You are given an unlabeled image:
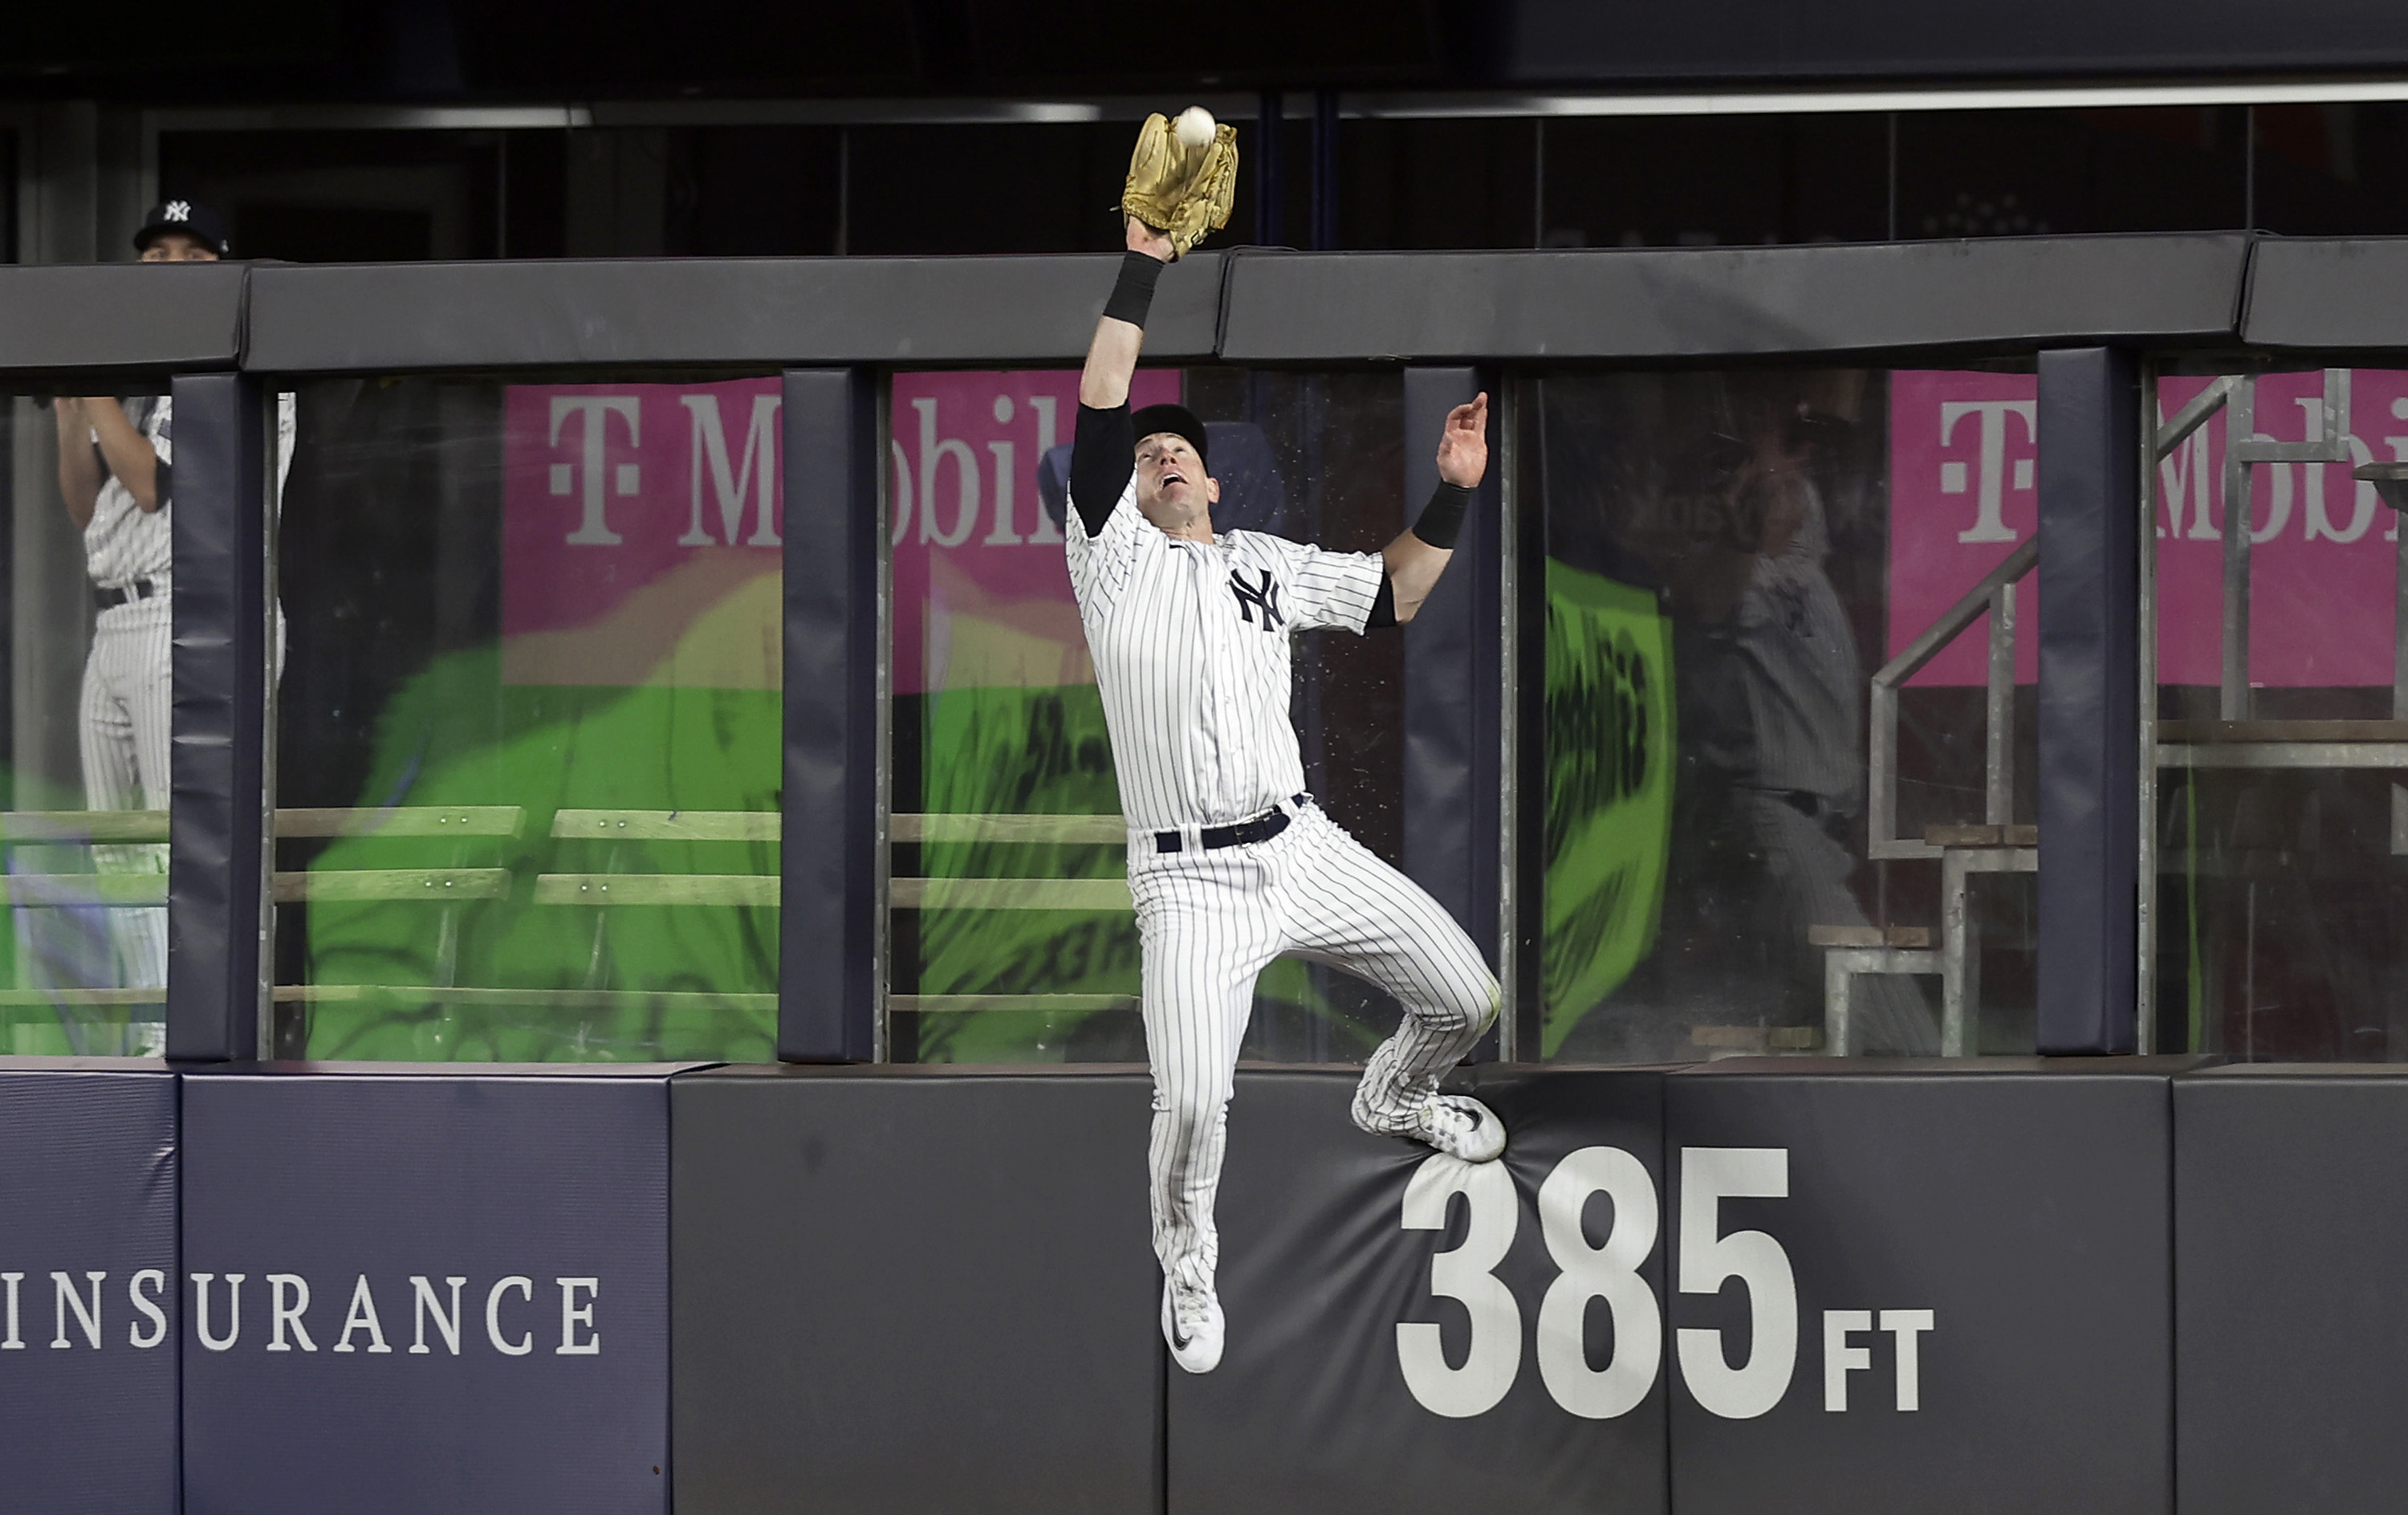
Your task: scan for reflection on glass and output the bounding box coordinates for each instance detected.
[2150,367,2408,1060]
[1532,369,2038,1061]
[0,390,187,1056]
[272,377,781,1061]
[889,369,1409,1064]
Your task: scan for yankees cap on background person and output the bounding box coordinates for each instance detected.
[133,200,231,258]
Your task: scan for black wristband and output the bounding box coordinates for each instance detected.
[1411,481,1473,549]
[1102,250,1165,328]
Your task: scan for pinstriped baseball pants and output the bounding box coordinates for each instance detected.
[79,600,171,993]
[1132,802,1499,1293]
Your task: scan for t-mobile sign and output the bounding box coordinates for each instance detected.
[889,369,1178,697]
[501,379,784,688]
[1888,369,2406,690]
[2154,369,2406,690]
[1888,371,2041,687]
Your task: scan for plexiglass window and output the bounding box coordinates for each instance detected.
[1,388,179,1056]
[270,374,781,1061]
[886,368,1411,1064]
[2149,364,2408,1060]
[1523,366,2040,1061]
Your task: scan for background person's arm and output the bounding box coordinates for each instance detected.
[84,397,163,512]
[53,398,102,531]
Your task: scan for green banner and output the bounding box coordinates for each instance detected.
[1542,561,1677,1057]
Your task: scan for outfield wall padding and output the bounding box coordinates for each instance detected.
[1664,1058,2184,1515]
[41,1053,2408,1511]
[178,1065,680,1515]
[2174,1065,2408,1515]
[0,1059,179,1513]
[670,1065,1164,1515]
[1168,1065,1671,1515]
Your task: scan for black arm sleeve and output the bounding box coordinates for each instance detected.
[153,458,173,507]
[1366,574,1398,629]
[1068,402,1135,539]
[1409,481,1472,549]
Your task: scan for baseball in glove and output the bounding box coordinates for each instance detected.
[1122,108,1239,259]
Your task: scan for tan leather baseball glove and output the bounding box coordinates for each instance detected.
[1121,113,1239,259]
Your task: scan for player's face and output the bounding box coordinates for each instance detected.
[140,233,219,263]
[1134,432,1220,522]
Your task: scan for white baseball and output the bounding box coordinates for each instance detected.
[1174,106,1216,150]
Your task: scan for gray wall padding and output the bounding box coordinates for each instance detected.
[1664,1060,2175,1515]
[670,1065,1163,1515]
[2174,1067,2408,1515]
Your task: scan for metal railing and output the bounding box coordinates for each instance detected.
[1869,537,2036,861]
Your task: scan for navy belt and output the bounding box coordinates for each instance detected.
[94,577,161,611]
[1155,794,1309,854]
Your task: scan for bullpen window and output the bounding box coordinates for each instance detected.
[0,385,183,1057]
[886,368,1413,1065]
[1518,364,2041,1062]
[269,373,783,1061]
[2148,361,2408,1061]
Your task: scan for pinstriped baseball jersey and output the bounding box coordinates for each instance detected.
[1064,475,1385,832]
[81,393,299,588]
[82,397,173,589]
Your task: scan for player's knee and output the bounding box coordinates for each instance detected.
[1153,1077,1233,1134]
[1427,975,1500,1039]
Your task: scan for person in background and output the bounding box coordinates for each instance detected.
[53,201,291,1028]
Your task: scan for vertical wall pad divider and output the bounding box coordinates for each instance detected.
[670,1066,1164,1515]
[1401,369,1502,975]
[1664,1058,2182,1515]
[2036,346,2142,1053]
[779,369,878,1061]
[167,373,270,1062]
[2172,1065,2408,1514]
[0,1060,180,1513]
[1168,1066,1668,1515]
[179,1065,681,1515]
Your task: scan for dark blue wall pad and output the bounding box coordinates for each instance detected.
[167,373,270,1062]
[177,1065,680,1515]
[0,1060,179,1513]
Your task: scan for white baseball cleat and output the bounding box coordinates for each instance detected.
[1403,1094,1507,1163]
[1161,1277,1225,1374]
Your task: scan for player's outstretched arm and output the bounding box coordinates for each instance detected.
[1079,217,1173,411]
[1381,392,1488,623]
[1067,218,1178,536]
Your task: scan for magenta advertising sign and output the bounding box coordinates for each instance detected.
[889,369,1178,697]
[499,371,1194,697]
[1887,369,2402,690]
[1887,371,2042,687]
[502,378,784,688]
[2152,369,2404,690]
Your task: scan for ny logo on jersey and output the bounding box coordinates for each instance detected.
[164,201,191,222]
[1230,568,1284,632]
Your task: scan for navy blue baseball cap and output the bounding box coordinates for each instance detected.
[133,200,231,257]
[1131,403,1210,471]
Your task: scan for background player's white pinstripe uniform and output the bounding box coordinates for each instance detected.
[1067,463,1499,1295]
[78,394,295,992]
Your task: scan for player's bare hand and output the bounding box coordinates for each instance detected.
[1125,214,1177,263]
[1435,392,1489,488]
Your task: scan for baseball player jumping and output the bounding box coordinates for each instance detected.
[1068,112,1503,1374]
